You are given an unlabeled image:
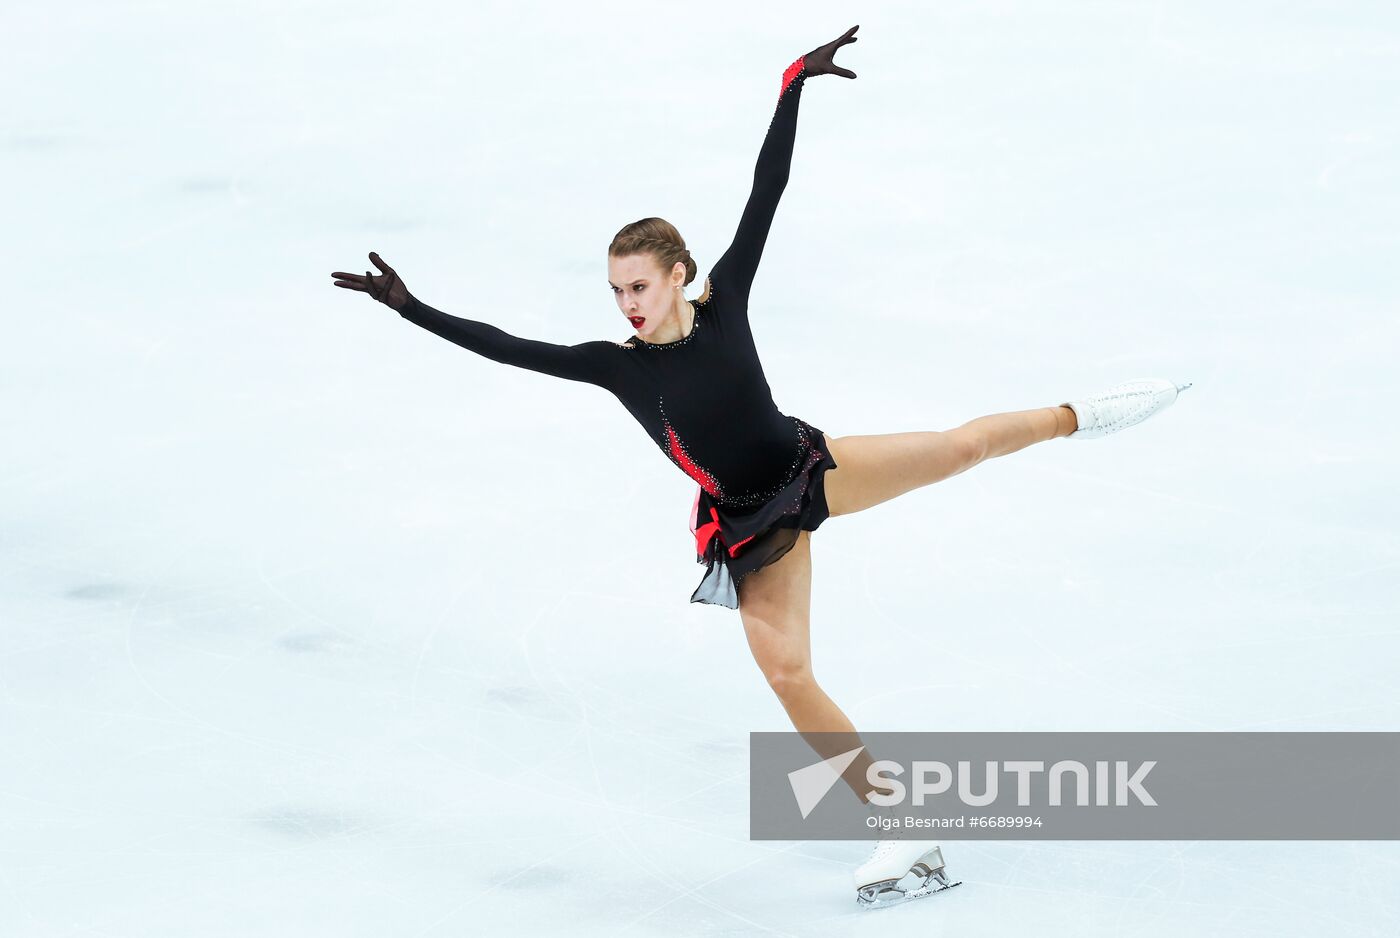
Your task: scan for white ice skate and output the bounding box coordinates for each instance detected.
[1061,378,1193,439]
[853,838,961,910]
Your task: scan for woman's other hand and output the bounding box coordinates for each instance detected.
[330,252,414,311]
[805,25,859,79]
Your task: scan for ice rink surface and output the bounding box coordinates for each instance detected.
[4,1,1398,934]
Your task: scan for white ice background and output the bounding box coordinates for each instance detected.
[3,1,1398,935]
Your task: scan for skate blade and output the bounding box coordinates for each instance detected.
[856,871,962,910]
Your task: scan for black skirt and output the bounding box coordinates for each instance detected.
[687,417,838,609]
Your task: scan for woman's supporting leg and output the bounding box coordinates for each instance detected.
[737,530,890,804]
[822,405,1077,518]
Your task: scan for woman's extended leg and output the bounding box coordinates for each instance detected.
[822,405,1078,518]
[737,530,890,804]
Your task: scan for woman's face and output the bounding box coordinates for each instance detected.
[608,254,683,339]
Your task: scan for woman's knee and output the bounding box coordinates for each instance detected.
[761,659,818,700]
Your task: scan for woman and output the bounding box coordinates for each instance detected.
[330,24,1191,909]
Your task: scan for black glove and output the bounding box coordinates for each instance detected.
[805,25,859,79]
[330,252,415,312]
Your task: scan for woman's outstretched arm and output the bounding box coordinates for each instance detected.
[710,26,859,303]
[331,252,617,390]
[397,296,617,388]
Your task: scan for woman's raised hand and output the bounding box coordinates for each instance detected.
[330,252,414,311]
[805,25,858,79]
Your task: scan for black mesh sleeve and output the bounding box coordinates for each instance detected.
[710,57,809,303]
[399,297,618,390]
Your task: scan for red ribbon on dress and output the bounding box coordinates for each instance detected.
[694,505,723,559]
[694,504,760,560]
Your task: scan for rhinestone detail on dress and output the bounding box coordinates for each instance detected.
[715,416,818,509]
[658,396,724,499]
[767,60,808,137]
[628,277,713,351]
[778,58,807,104]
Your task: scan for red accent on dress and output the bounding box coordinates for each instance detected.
[779,56,805,99]
[666,424,722,498]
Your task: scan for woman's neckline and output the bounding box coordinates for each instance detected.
[630,277,711,349]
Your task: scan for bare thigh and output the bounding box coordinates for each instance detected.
[737,529,814,682]
[821,430,982,518]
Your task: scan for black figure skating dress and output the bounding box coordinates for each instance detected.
[396,55,836,609]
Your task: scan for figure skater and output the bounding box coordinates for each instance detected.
[330,24,1191,909]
